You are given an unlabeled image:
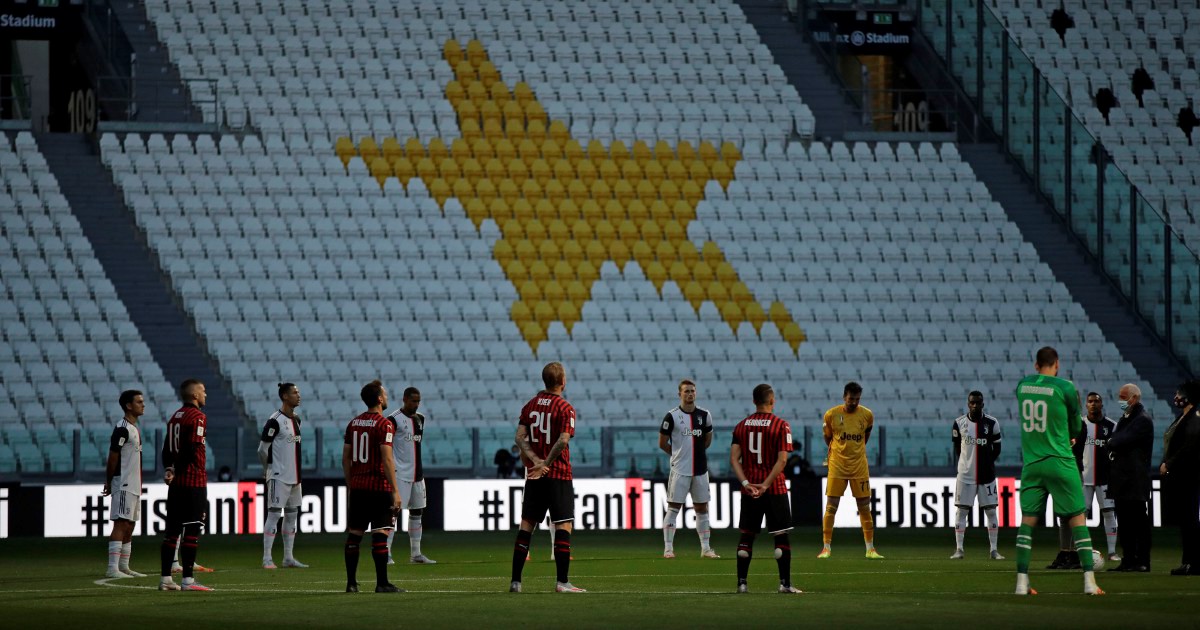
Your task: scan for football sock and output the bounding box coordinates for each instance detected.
[1058,517,1072,551]
[822,504,836,546]
[736,532,753,583]
[511,529,532,582]
[408,513,423,557]
[107,541,122,573]
[954,508,968,550]
[180,525,200,580]
[554,529,572,583]
[263,509,282,561]
[386,529,395,558]
[859,509,875,550]
[1102,510,1118,555]
[697,512,712,550]
[1073,526,1095,571]
[371,533,389,585]
[120,542,133,572]
[344,533,363,585]
[160,533,178,577]
[985,507,999,552]
[283,508,298,561]
[1016,524,1033,574]
[774,534,792,587]
[664,507,680,548]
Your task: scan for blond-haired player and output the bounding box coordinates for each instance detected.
[818,382,883,559]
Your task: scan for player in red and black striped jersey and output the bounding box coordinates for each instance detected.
[158,379,212,591]
[341,380,403,593]
[730,384,800,594]
[510,362,585,594]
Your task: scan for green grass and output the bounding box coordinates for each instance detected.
[1,527,1197,628]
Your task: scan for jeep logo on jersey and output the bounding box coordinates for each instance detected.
[287,435,301,443]
[967,437,989,445]
[403,435,422,443]
[1086,437,1106,446]
[840,432,863,442]
[680,429,703,437]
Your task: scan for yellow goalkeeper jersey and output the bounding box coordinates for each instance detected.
[823,404,874,479]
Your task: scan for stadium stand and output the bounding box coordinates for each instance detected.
[85,0,1176,476]
[0,132,178,474]
[925,0,1200,254]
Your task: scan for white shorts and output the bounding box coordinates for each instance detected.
[667,471,711,504]
[954,479,998,508]
[266,480,303,510]
[398,479,427,511]
[110,490,140,522]
[1084,484,1115,511]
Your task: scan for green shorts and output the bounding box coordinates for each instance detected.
[1019,457,1086,519]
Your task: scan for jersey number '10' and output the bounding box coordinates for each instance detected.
[528,411,550,444]
[350,431,371,463]
[1021,399,1048,433]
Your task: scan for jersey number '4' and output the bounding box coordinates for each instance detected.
[1021,399,1048,433]
[351,431,371,463]
[528,411,551,444]
[747,432,763,464]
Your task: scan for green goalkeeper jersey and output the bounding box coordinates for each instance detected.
[1015,374,1082,465]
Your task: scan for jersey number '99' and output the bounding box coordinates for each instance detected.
[528,411,550,444]
[351,431,371,463]
[1021,399,1048,433]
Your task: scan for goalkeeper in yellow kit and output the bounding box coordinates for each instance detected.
[818,382,883,559]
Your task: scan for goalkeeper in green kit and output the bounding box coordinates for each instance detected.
[1013,347,1105,596]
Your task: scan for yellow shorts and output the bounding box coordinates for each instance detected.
[827,477,871,498]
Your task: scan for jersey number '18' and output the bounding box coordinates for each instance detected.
[168,423,182,454]
[528,411,550,443]
[351,431,371,463]
[1021,400,1048,433]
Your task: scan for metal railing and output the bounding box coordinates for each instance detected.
[0,75,33,121]
[95,75,220,127]
[86,0,136,79]
[919,0,1200,375]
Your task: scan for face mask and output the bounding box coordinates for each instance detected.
[1118,400,1130,412]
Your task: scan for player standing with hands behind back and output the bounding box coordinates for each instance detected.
[1013,347,1104,595]
[342,380,403,593]
[731,383,801,594]
[509,362,584,594]
[103,390,146,578]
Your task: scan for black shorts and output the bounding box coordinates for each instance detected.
[521,478,574,524]
[166,485,208,529]
[348,489,396,532]
[739,493,792,534]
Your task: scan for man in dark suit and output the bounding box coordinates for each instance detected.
[1162,380,1200,576]
[1106,383,1155,572]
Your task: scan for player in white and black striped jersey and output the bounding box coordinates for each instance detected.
[658,379,718,559]
[386,387,436,565]
[1082,392,1120,561]
[258,383,308,569]
[950,391,1004,560]
[102,390,146,578]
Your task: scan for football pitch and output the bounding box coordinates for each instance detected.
[2,528,1197,629]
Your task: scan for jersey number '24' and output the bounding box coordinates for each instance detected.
[528,411,551,443]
